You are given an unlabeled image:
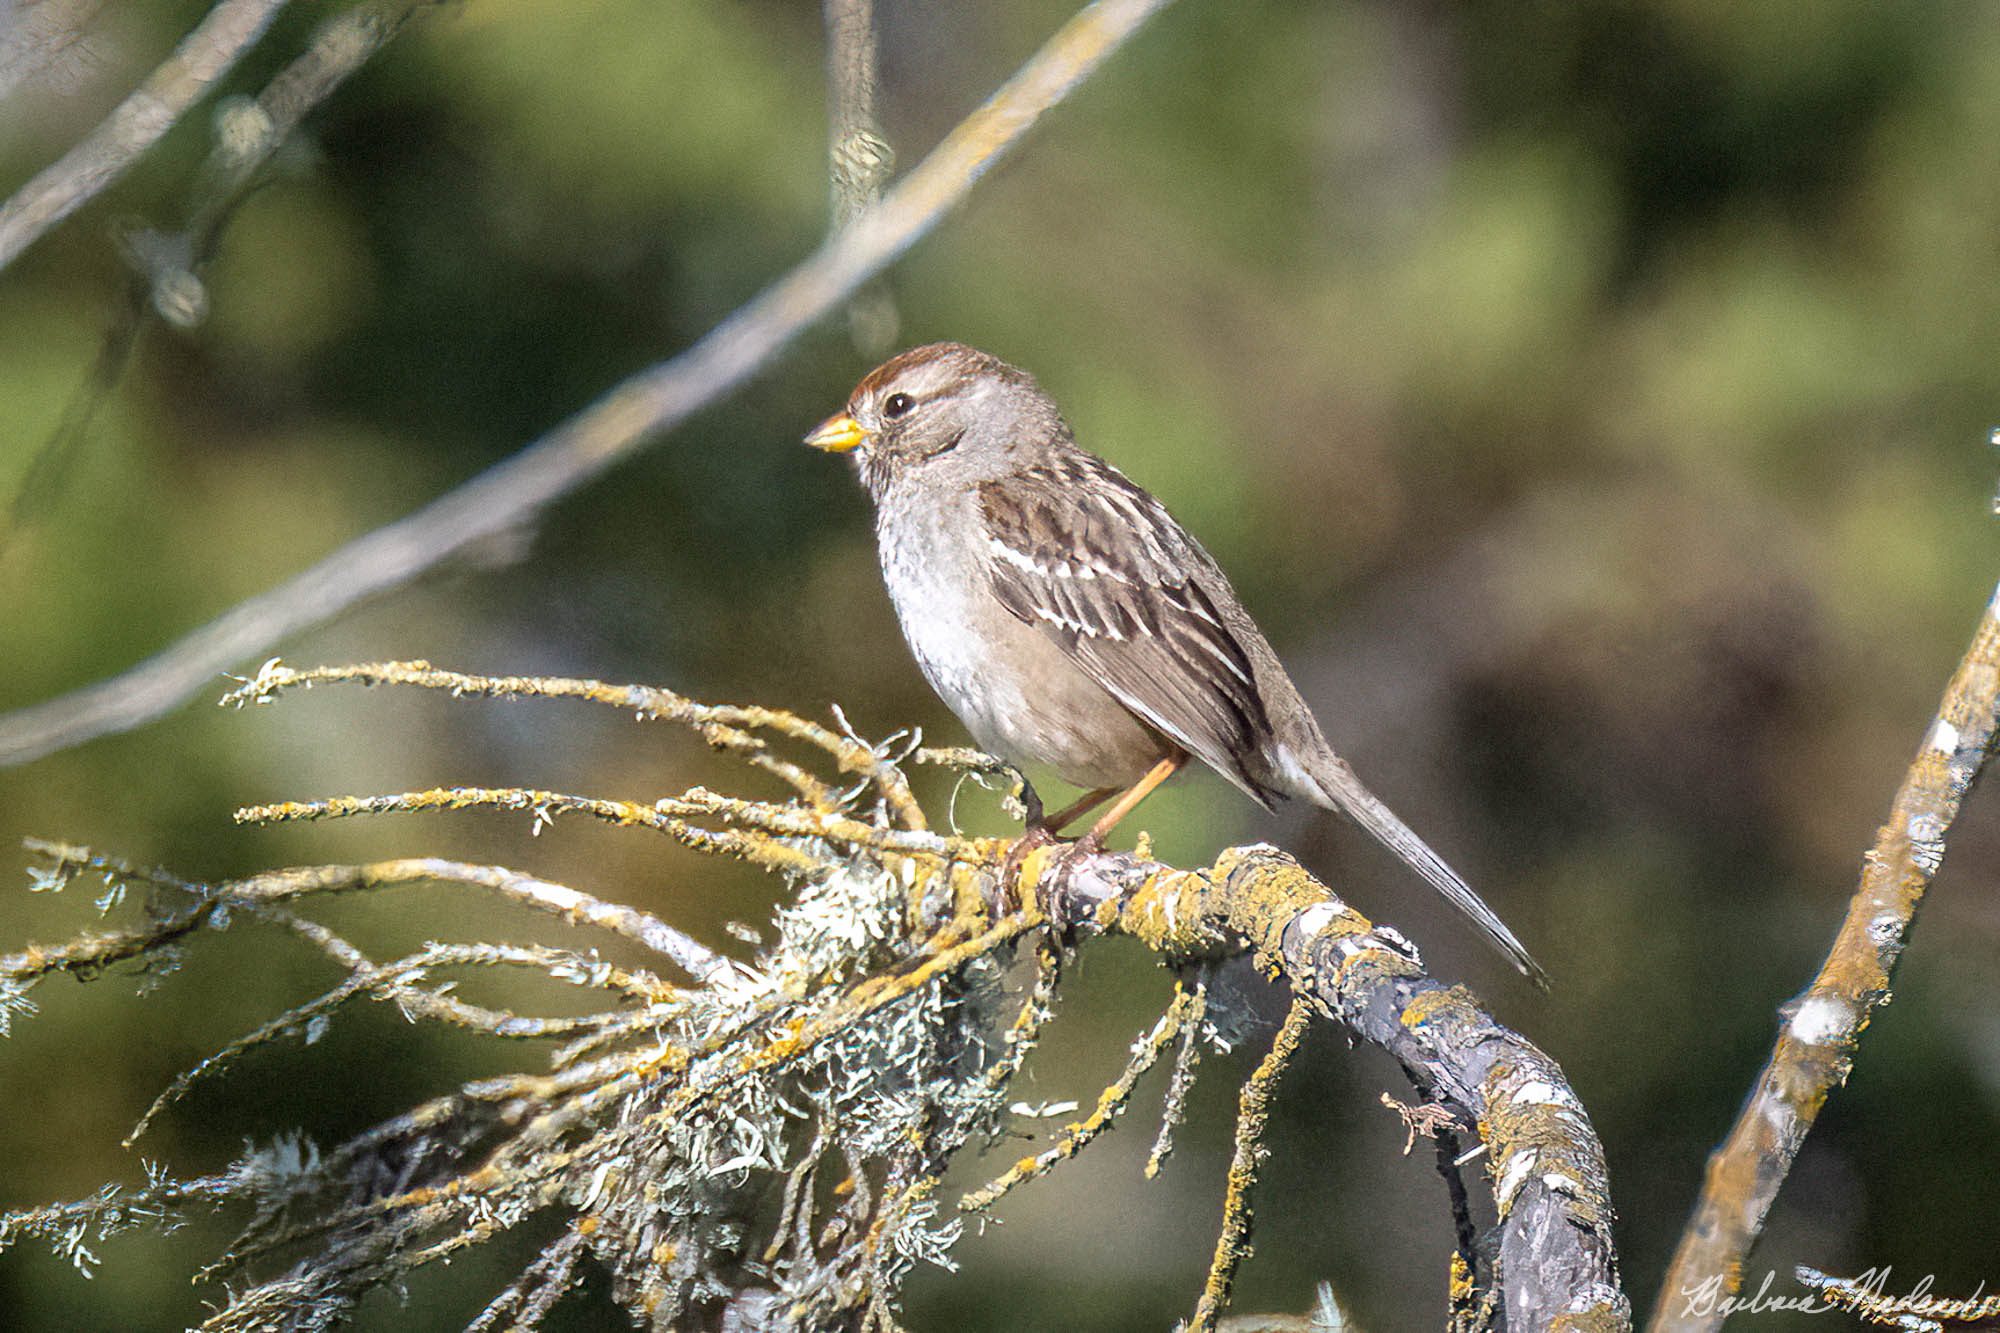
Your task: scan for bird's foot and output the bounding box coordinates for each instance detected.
[1043,830,1105,934]
[994,822,1062,916]
[1067,829,1106,858]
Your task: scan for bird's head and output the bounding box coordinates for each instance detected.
[804,342,1061,498]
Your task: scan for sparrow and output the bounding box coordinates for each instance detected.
[805,342,1546,986]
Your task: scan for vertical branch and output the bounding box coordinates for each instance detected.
[822,0,898,355]
[823,0,890,230]
[1649,577,2000,1332]
[1188,996,1311,1333]
[0,0,292,272]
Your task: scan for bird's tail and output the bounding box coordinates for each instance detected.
[1301,751,1549,989]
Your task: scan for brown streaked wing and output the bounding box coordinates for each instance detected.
[977,454,1277,805]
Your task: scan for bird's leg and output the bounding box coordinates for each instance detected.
[995,780,1056,916]
[997,763,1175,915]
[1018,777,1047,831]
[1041,786,1118,834]
[998,785,1114,915]
[1073,754,1185,854]
[1032,757,1185,929]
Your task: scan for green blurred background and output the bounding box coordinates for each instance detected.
[4,0,1999,1327]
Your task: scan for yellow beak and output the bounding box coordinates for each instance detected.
[804,412,872,453]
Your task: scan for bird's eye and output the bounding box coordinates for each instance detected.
[882,392,916,420]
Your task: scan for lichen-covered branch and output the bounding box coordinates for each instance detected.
[959,978,1199,1211]
[1190,996,1311,1333]
[219,658,928,830]
[1,663,1624,1328]
[1032,843,1631,1331]
[1650,579,2000,1333]
[0,0,1178,769]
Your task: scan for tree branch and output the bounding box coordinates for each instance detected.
[0,0,290,271]
[0,0,1177,769]
[4,664,1629,1325]
[1648,577,2000,1332]
[823,0,890,231]
[5,1,442,546]
[822,0,898,353]
[1035,843,1631,1330]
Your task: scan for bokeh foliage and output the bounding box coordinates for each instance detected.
[3,1,1999,1327]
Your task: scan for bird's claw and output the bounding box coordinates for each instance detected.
[994,822,1061,916]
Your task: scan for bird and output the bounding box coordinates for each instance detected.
[805,341,1546,986]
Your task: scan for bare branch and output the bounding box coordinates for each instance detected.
[6,1,441,544]
[0,0,1179,769]
[823,0,889,230]
[0,0,290,271]
[365,858,730,985]
[0,0,111,99]
[1649,578,2000,1332]
[823,0,898,353]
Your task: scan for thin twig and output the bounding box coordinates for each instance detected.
[1188,996,1310,1333]
[233,782,974,870]
[125,935,637,1146]
[466,1225,588,1332]
[0,0,1179,769]
[1144,976,1204,1178]
[0,0,291,270]
[365,857,722,984]
[218,659,921,830]
[1650,578,2000,1333]
[1431,1121,1483,1329]
[3,847,703,994]
[959,979,1196,1212]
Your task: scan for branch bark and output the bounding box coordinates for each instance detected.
[1648,578,2000,1332]
[0,0,1177,769]
[823,0,890,231]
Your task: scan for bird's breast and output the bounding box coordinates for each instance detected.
[875,500,1166,789]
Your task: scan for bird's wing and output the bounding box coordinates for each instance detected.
[976,453,1277,805]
